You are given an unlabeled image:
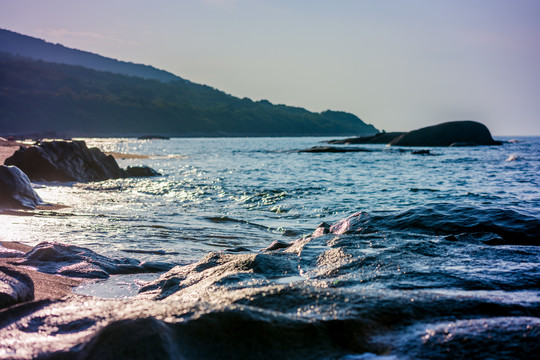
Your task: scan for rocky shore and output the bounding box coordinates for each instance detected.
[326,120,502,147]
[1,134,538,359]
[1,208,538,359]
[1,242,81,303]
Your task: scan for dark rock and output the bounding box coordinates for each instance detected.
[16,242,175,279]
[5,140,127,182]
[78,318,181,360]
[311,222,331,237]
[299,146,372,153]
[125,165,161,177]
[0,266,34,308]
[0,165,45,209]
[5,140,161,182]
[327,132,405,145]
[389,121,501,147]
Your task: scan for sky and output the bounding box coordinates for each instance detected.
[2,0,540,135]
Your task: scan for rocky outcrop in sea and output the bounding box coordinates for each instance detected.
[388,121,501,147]
[327,121,501,147]
[4,140,160,182]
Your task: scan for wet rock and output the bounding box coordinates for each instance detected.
[125,165,161,177]
[16,242,174,279]
[0,266,34,308]
[389,121,501,147]
[4,140,160,182]
[0,244,537,359]
[402,317,540,360]
[311,222,331,237]
[0,212,538,359]
[328,212,373,235]
[0,165,45,209]
[78,318,181,360]
[139,251,299,301]
[5,140,126,182]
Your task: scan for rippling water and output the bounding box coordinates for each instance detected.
[2,136,538,262]
[1,136,539,358]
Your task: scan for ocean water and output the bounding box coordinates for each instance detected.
[1,136,539,358]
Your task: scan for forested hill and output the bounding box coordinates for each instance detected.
[0,28,181,82]
[0,53,378,137]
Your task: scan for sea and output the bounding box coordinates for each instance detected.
[1,136,539,358]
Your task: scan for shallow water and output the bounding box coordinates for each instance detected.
[1,136,539,358]
[2,136,538,262]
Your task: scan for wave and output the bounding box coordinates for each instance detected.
[316,204,540,246]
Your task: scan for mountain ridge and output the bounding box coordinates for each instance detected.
[0,28,181,83]
[0,29,378,137]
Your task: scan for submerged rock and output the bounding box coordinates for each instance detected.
[0,266,34,308]
[299,146,372,153]
[389,121,501,147]
[411,149,432,155]
[0,165,45,209]
[16,242,174,279]
[4,140,159,182]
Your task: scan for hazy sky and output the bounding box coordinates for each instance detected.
[2,0,540,135]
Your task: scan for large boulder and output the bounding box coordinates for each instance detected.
[4,141,159,182]
[0,165,45,209]
[388,121,501,147]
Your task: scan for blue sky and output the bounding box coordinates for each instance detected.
[2,0,540,135]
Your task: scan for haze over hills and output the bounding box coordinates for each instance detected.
[0,29,378,137]
[0,28,181,82]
